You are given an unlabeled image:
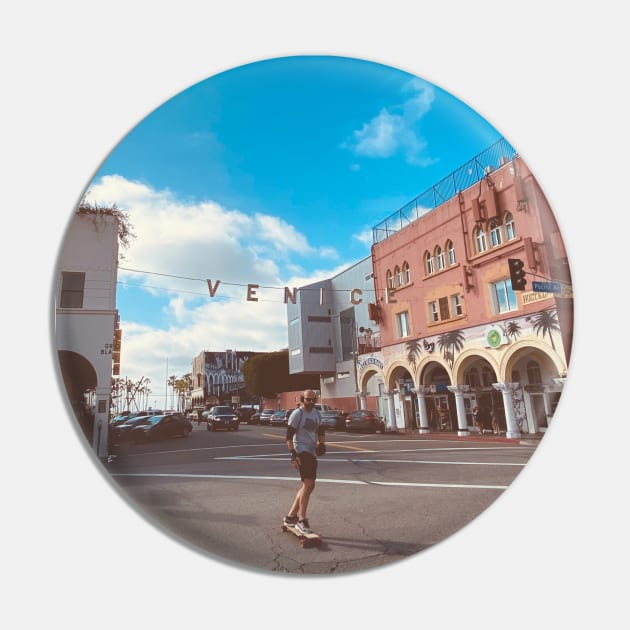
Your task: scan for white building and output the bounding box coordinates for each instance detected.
[287,256,384,413]
[55,210,120,459]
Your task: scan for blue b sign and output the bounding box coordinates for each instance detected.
[532,281,561,293]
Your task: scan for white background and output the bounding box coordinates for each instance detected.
[3,2,628,628]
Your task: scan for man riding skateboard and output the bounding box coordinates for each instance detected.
[283,389,326,535]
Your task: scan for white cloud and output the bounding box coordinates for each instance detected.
[352,228,374,247]
[85,175,350,404]
[345,79,436,166]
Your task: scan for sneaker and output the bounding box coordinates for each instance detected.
[296,519,313,534]
[283,515,298,526]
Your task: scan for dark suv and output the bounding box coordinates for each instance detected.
[205,406,240,431]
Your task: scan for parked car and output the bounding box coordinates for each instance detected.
[258,409,276,425]
[205,405,240,431]
[127,413,192,443]
[187,410,202,423]
[270,410,290,426]
[345,409,386,434]
[314,403,333,413]
[110,414,160,445]
[109,412,133,428]
[235,407,257,423]
[319,409,346,431]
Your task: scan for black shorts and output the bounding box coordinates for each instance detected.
[297,451,317,480]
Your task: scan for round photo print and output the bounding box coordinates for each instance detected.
[53,55,573,575]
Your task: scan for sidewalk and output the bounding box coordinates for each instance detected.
[388,428,543,446]
[192,417,544,446]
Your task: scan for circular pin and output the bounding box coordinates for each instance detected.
[53,55,573,576]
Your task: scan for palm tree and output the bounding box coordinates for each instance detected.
[505,320,522,341]
[168,374,177,409]
[437,330,466,369]
[532,309,560,351]
[405,339,422,369]
[174,378,189,411]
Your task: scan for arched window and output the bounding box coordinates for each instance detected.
[466,368,480,388]
[394,265,402,287]
[446,240,456,265]
[387,270,394,289]
[527,360,542,385]
[435,245,445,270]
[504,212,516,240]
[475,226,487,254]
[489,218,502,247]
[402,261,411,284]
[425,251,434,275]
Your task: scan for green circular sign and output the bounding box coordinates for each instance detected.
[487,328,501,348]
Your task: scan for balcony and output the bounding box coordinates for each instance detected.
[357,332,381,355]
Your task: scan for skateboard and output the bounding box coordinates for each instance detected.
[281,523,322,548]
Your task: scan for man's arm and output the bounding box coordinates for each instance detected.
[286,425,299,466]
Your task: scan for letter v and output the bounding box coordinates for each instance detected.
[207,279,221,297]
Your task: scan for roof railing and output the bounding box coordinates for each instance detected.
[372,138,517,244]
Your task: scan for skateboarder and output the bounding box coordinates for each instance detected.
[283,389,326,535]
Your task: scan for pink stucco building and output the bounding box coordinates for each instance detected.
[365,140,572,436]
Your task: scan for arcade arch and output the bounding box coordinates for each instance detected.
[57,350,97,442]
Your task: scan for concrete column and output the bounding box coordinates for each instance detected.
[493,382,521,439]
[415,386,431,434]
[447,385,470,436]
[386,392,397,432]
[93,387,111,459]
[358,391,367,410]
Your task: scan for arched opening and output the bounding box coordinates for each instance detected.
[389,365,416,429]
[57,350,97,442]
[421,362,454,431]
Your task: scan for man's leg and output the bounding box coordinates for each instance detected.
[287,478,315,519]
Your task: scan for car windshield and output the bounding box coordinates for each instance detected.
[214,407,233,414]
[147,415,165,424]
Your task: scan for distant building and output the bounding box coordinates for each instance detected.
[55,210,120,458]
[190,350,260,407]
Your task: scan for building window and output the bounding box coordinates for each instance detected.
[436,246,445,270]
[425,251,434,275]
[446,240,456,265]
[527,360,542,384]
[396,311,410,338]
[429,301,439,323]
[438,297,450,320]
[60,271,85,308]
[394,265,402,287]
[505,212,516,240]
[491,279,518,313]
[489,218,502,247]
[402,261,411,284]
[466,368,480,388]
[450,293,463,316]
[387,270,394,289]
[475,227,487,254]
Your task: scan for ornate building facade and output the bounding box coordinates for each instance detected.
[288,139,572,437]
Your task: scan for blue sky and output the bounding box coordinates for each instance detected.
[84,55,503,403]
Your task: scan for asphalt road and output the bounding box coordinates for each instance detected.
[103,422,538,575]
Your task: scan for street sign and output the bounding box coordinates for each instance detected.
[532,281,562,293]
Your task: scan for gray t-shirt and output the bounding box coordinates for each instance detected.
[288,407,321,455]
